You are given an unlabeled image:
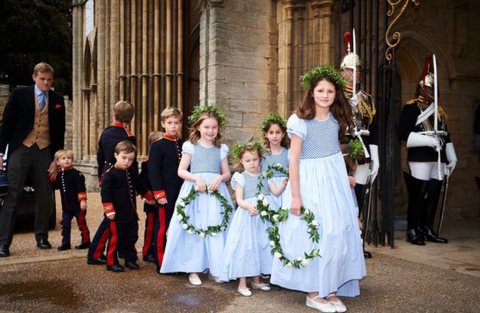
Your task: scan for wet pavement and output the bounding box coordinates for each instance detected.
[0,191,479,312]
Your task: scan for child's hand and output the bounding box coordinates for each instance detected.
[146,199,155,205]
[208,176,222,191]
[348,176,356,189]
[80,200,87,210]
[246,204,258,216]
[357,217,363,230]
[196,178,207,193]
[107,213,115,220]
[290,196,302,216]
[282,177,289,186]
[158,198,168,205]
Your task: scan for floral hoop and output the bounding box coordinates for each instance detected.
[256,164,321,269]
[176,185,233,238]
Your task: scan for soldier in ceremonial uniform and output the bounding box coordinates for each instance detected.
[340,32,379,258]
[398,54,457,246]
[148,107,185,273]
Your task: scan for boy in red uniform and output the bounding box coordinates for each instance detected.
[88,101,136,265]
[148,107,184,273]
[51,149,90,251]
[102,140,154,272]
[139,131,164,263]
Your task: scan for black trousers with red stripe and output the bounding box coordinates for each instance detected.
[107,220,139,266]
[60,209,90,245]
[88,216,110,259]
[154,207,174,267]
[142,210,158,257]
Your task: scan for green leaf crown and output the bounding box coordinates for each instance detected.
[300,65,347,91]
[231,137,266,163]
[188,103,226,129]
[261,114,287,134]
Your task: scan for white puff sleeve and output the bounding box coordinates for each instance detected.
[230,172,245,191]
[287,114,307,140]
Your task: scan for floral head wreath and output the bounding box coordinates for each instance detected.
[344,139,364,161]
[231,137,266,163]
[188,103,226,129]
[261,114,287,134]
[300,65,347,91]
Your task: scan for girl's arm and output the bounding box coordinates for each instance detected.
[289,134,303,216]
[177,153,207,193]
[208,156,231,191]
[269,177,288,197]
[235,182,257,216]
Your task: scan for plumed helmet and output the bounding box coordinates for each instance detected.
[340,32,362,71]
[416,54,435,100]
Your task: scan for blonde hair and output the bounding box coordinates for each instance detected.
[54,149,74,162]
[161,107,183,122]
[33,62,54,76]
[113,101,135,124]
[188,112,223,148]
[149,131,164,145]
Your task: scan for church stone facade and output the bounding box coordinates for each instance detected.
[70,0,480,221]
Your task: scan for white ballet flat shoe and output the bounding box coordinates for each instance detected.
[188,275,202,286]
[306,296,336,313]
[326,295,347,312]
[237,287,252,297]
[251,282,271,291]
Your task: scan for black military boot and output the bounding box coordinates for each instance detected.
[421,179,448,244]
[355,183,372,258]
[403,172,429,246]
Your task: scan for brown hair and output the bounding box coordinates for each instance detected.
[33,62,54,76]
[54,149,74,162]
[188,112,223,148]
[340,143,358,176]
[263,121,291,150]
[113,101,135,124]
[297,76,354,140]
[233,147,264,172]
[161,106,183,122]
[148,131,164,145]
[115,140,137,155]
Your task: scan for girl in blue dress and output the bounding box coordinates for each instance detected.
[261,114,290,209]
[270,66,366,313]
[160,104,233,286]
[219,139,287,296]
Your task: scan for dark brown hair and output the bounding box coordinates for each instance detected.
[297,76,354,140]
[263,121,291,150]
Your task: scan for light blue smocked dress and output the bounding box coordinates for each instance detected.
[270,113,366,297]
[261,147,290,210]
[160,141,233,277]
[219,172,277,282]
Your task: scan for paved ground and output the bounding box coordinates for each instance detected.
[0,191,479,312]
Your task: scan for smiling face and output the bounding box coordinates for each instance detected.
[114,151,135,170]
[240,150,260,175]
[265,123,285,148]
[197,117,219,142]
[161,116,182,137]
[311,79,336,110]
[32,71,54,93]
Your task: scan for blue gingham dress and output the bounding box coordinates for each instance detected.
[160,141,233,277]
[219,172,277,282]
[261,147,289,209]
[270,113,366,297]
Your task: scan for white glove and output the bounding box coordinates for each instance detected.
[406,132,442,149]
[445,142,457,176]
[369,144,380,183]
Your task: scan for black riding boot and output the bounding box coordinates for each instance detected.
[403,172,429,246]
[421,179,448,243]
[355,183,372,258]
